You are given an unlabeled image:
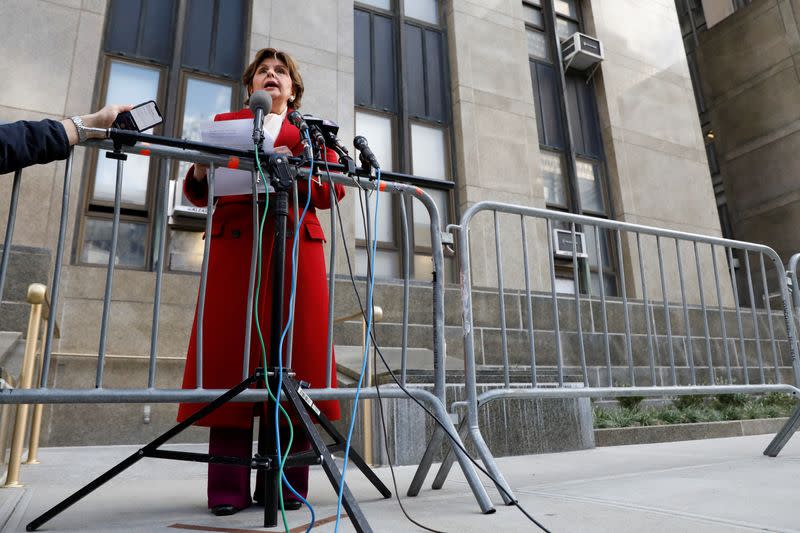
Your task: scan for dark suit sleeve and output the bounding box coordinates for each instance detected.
[0,119,70,175]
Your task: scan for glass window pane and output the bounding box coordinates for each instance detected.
[355,247,399,279]
[412,188,448,248]
[554,0,578,18]
[556,17,579,40]
[523,4,544,26]
[411,123,447,179]
[182,0,214,71]
[212,0,246,77]
[424,29,446,121]
[589,272,617,297]
[540,151,567,207]
[94,61,160,206]
[81,218,147,268]
[358,0,391,9]
[105,0,142,55]
[526,29,550,60]
[139,0,176,63]
[404,24,426,118]
[168,229,204,272]
[355,111,394,171]
[373,14,397,112]
[555,276,575,294]
[576,159,604,213]
[355,9,372,106]
[531,62,565,149]
[583,225,612,269]
[355,110,395,243]
[177,78,233,180]
[405,0,439,25]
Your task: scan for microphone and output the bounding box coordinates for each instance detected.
[249,90,272,147]
[287,110,308,132]
[287,110,316,159]
[354,136,380,170]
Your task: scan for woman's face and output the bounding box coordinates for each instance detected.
[249,57,294,114]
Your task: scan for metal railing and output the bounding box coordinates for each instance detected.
[430,201,800,503]
[0,140,495,512]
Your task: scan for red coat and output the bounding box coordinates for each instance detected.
[177,108,344,428]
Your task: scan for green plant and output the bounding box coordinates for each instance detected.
[657,408,687,425]
[715,393,749,407]
[760,392,796,409]
[632,408,659,426]
[618,395,646,410]
[672,394,705,410]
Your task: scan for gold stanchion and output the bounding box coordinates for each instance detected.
[0,373,16,465]
[361,306,383,466]
[25,318,48,465]
[4,283,46,487]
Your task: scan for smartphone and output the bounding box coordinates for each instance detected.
[113,100,163,132]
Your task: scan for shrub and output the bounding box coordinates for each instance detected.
[673,394,705,410]
[715,393,749,407]
[632,408,659,427]
[618,395,645,410]
[760,392,796,409]
[657,408,687,425]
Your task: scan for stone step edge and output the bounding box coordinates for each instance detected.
[594,417,789,447]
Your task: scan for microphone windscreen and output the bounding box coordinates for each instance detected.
[249,90,272,113]
[353,136,368,149]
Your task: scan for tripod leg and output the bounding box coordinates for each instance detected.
[26,372,263,531]
[282,378,373,533]
[257,408,280,528]
[307,400,391,499]
[26,448,144,531]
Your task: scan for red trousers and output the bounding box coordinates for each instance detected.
[207,419,311,509]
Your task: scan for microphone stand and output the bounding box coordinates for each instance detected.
[26,132,390,533]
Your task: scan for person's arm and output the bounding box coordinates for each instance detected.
[59,104,134,146]
[0,104,132,175]
[0,119,70,175]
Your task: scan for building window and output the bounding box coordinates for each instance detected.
[354,0,454,281]
[523,0,615,295]
[80,0,247,272]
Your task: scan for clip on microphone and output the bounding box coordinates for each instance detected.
[353,136,380,176]
[249,90,272,148]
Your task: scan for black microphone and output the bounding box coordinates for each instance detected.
[322,130,351,158]
[354,135,380,170]
[249,90,271,147]
[287,110,309,133]
[288,111,316,159]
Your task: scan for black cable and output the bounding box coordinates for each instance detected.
[328,161,447,533]
[324,163,552,533]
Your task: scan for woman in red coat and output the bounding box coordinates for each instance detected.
[177,48,344,516]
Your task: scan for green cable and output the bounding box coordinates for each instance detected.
[253,147,295,532]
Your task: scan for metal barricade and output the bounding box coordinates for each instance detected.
[430,201,800,503]
[0,141,493,512]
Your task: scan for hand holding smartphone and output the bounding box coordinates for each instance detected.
[112,100,163,132]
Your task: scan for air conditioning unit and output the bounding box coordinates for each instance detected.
[560,32,603,72]
[169,177,207,221]
[553,228,588,259]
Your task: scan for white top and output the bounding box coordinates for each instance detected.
[263,108,287,146]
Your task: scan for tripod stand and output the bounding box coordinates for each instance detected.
[27,150,389,532]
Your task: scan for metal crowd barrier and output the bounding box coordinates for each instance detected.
[428,201,800,503]
[0,140,495,513]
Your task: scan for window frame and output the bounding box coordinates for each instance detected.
[77,0,250,272]
[354,0,457,280]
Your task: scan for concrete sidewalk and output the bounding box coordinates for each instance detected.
[0,433,798,532]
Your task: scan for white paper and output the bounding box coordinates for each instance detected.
[200,119,275,196]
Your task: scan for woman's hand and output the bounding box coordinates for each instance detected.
[273,145,293,156]
[192,164,209,181]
